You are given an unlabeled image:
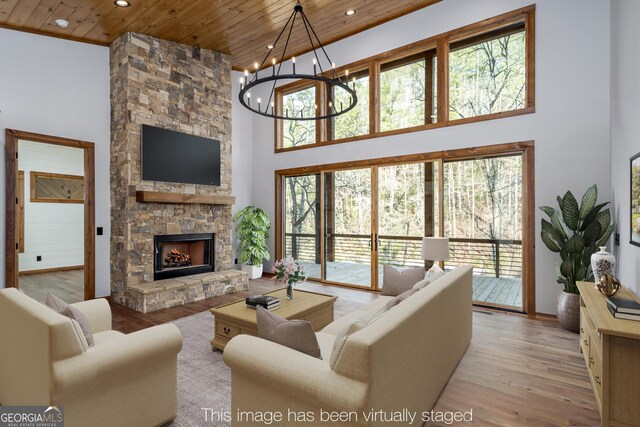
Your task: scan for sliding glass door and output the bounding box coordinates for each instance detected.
[283,174,321,279]
[377,162,438,289]
[323,168,373,287]
[443,154,524,310]
[278,146,531,313]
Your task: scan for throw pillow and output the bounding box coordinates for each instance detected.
[412,268,445,291]
[329,305,388,368]
[256,307,322,358]
[45,293,95,347]
[385,288,419,310]
[381,265,425,296]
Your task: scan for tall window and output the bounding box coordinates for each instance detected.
[329,70,370,140]
[449,23,526,120]
[281,86,316,148]
[380,51,436,132]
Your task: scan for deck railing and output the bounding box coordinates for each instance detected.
[285,232,522,278]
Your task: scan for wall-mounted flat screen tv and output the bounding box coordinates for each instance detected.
[141,125,221,186]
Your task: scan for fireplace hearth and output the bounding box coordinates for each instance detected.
[154,233,214,280]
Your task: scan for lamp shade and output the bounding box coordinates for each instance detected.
[421,237,450,261]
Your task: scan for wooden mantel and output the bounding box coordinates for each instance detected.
[135,191,235,205]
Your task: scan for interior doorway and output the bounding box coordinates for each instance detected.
[5,130,95,302]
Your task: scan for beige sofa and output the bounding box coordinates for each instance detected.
[0,288,183,427]
[224,265,473,426]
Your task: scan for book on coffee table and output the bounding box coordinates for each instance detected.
[246,295,280,311]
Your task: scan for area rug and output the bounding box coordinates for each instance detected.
[165,293,370,427]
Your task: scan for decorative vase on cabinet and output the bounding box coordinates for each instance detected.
[590,246,615,285]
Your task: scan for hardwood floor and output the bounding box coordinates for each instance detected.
[110,278,599,426]
[18,269,84,303]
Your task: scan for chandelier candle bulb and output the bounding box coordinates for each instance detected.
[292,56,296,74]
[313,57,317,74]
[244,70,248,85]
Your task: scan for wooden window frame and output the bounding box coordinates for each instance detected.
[274,5,535,153]
[275,140,536,316]
[30,171,85,204]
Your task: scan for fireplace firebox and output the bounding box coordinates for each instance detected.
[154,233,214,280]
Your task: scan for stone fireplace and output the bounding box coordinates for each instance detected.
[109,33,248,313]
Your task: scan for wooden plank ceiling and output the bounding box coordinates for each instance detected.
[0,0,441,70]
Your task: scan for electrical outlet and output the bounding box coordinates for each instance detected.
[36,256,42,262]
[97,227,103,236]
[235,258,238,265]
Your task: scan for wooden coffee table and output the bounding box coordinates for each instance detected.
[209,288,337,351]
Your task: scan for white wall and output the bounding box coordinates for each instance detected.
[246,0,612,314]
[0,29,111,296]
[18,140,84,271]
[231,71,255,267]
[611,0,640,297]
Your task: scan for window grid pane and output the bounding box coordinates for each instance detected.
[331,75,370,140]
[282,86,316,148]
[380,59,427,132]
[449,29,526,120]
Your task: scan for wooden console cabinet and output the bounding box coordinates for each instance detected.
[577,281,640,427]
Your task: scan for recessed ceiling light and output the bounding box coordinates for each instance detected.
[345,9,356,16]
[55,19,69,28]
[266,44,274,50]
[114,0,130,7]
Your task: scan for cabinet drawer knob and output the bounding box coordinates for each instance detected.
[223,327,231,335]
[589,357,594,364]
[595,375,601,385]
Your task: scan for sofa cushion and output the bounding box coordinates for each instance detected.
[256,307,322,358]
[320,295,393,336]
[315,332,338,361]
[46,293,94,347]
[381,265,425,296]
[385,288,419,310]
[329,305,388,368]
[412,268,446,291]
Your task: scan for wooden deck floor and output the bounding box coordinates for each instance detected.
[301,261,523,309]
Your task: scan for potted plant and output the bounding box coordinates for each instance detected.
[539,184,615,332]
[233,206,271,279]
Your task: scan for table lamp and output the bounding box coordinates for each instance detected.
[421,237,450,273]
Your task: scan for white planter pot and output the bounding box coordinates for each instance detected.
[241,264,263,280]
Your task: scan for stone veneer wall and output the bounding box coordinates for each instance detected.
[110,32,236,310]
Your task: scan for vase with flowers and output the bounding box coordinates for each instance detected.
[272,257,307,300]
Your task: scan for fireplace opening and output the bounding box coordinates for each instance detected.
[154,233,214,280]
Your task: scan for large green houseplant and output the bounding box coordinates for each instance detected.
[539,184,614,332]
[233,206,271,279]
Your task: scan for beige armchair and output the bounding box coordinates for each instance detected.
[0,288,183,427]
